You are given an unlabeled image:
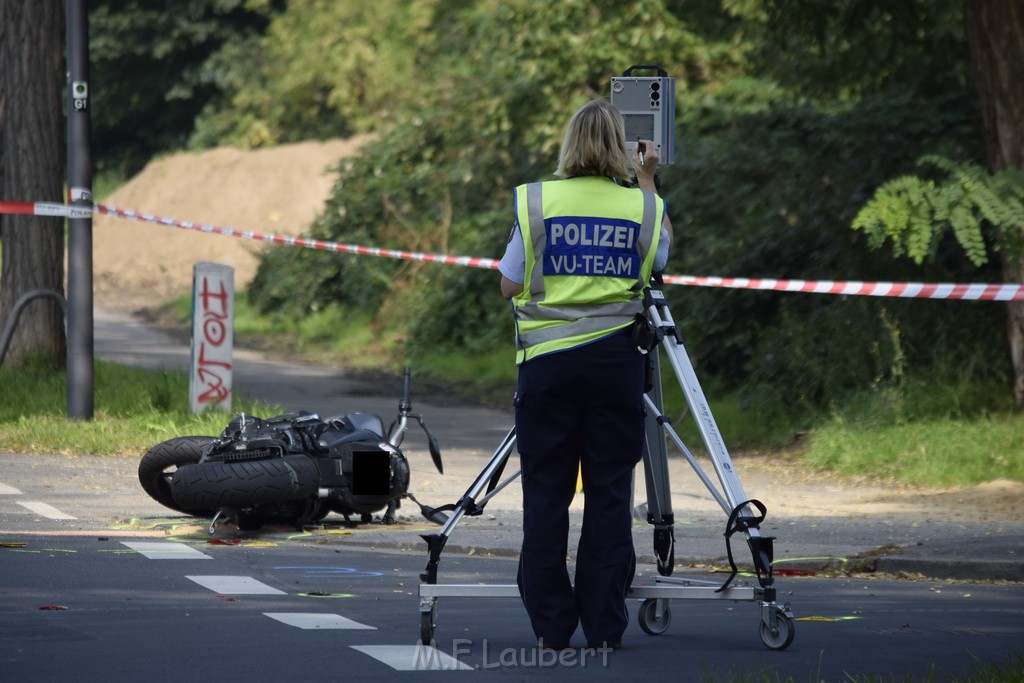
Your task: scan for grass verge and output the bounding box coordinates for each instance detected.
[803,414,1024,486]
[803,380,1024,487]
[0,358,278,456]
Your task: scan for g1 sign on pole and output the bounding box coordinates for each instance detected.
[189,262,234,414]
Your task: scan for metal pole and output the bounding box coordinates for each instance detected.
[65,0,93,419]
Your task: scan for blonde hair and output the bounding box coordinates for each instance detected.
[555,99,632,181]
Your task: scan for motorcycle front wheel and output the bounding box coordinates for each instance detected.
[138,436,218,516]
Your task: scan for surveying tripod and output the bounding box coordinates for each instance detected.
[415,280,796,650]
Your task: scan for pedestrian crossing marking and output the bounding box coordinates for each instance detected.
[122,541,212,560]
[351,645,473,671]
[18,501,76,520]
[186,575,286,595]
[264,612,376,630]
[0,482,23,495]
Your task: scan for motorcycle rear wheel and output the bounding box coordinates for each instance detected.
[138,436,219,516]
[171,454,320,511]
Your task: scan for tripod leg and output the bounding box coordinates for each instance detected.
[647,291,780,595]
[420,427,517,584]
[641,351,676,576]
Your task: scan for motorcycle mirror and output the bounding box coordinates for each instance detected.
[415,416,444,475]
[428,436,444,475]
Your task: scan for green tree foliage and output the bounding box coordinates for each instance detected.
[191,0,460,147]
[87,0,1004,421]
[649,0,1014,420]
[852,156,1024,268]
[238,0,1011,420]
[90,0,280,178]
[247,0,747,352]
[662,89,1005,420]
[752,0,968,99]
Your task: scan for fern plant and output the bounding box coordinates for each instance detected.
[852,155,1024,267]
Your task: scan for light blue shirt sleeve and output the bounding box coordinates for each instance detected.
[653,196,671,270]
[499,219,671,281]
[498,223,526,284]
[653,221,670,271]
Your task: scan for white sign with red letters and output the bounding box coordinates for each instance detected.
[189,262,234,414]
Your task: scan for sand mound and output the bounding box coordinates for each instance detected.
[93,136,370,312]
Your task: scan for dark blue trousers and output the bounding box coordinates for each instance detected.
[514,332,646,648]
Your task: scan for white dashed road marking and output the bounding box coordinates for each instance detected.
[17,501,77,520]
[1,474,476,671]
[122,541,212,560]
[351,645,474,671]
[186,575,286,595]
[264,613,376,630]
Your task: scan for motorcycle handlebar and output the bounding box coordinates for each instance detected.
[400,367,412,414]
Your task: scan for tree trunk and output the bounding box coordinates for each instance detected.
[0,1,67,368]
[1004,253,1024,409]
[965,0,1024,409]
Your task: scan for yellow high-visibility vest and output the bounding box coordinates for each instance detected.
[511,176,663,364]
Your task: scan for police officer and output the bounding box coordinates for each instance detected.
[498,99,672,650]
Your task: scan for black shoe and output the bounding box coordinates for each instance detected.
[537,638,573,651]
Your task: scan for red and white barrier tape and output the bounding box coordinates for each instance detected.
[661,275,1023,301]
[0,200,91,219]
[93,203,501,271]
[3,199,1023,301]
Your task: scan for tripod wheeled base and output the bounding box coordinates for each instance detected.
[418,577,795,650]
[416,280,796,650]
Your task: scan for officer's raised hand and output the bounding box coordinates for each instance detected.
[632,139,659,192]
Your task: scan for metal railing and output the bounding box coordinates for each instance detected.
[0,289,67,366]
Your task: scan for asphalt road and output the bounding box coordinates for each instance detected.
[1,310,1021,680]
[2,462,1023,682]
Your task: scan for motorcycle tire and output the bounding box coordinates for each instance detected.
[170,454,320,511]
[138,436,219,517]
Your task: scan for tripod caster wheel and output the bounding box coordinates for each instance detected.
[420,602,438,645]
[759,609,795,650]
[637,598,672,635]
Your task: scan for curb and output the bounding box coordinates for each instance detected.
[874,556,1022,583]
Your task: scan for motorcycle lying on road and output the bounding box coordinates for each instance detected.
[138,368,444,532]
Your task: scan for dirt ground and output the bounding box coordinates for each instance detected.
[92,136,370,312]
[749,455,1024,524]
